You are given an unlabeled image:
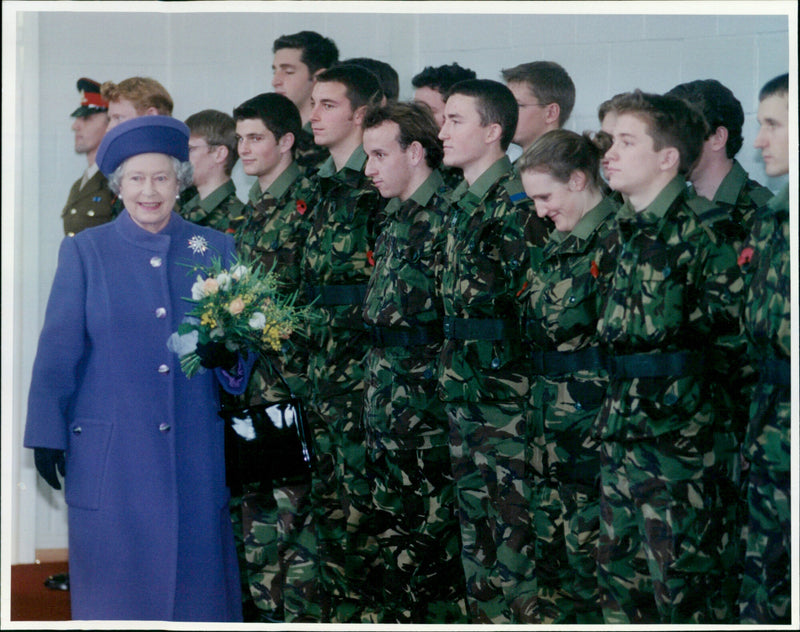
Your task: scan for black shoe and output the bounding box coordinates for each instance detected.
[44,572,69,591]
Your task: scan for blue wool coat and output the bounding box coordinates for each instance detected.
[25,210,246,621]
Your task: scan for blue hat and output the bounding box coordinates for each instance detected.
[96,115,190,177]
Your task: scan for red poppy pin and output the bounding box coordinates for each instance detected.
[367,249,375,266]
[516,280,529,297]
[296,199,307,215]
[737,247,754,267]
[590,260,600,278]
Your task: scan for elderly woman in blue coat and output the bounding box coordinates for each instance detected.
[25,116,251,621]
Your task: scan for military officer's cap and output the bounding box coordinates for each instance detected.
[70,77,109,118]
[96,115,190,176]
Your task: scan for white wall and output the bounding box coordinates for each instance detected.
[2,2,794,568]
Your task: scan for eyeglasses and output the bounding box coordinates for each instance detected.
[188,143,219,153]
[517,101,548,109]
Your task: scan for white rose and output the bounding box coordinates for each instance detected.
[230,264,248,281]
[216,272,232,291]
[248,311,266,330]
[191,275,206,300]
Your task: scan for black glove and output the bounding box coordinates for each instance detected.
[195,340,237,370]
[34,448,66,490]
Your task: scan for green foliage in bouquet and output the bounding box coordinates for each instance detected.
[175,256,309,378]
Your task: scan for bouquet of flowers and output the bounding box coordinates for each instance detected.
[168,255,307,378]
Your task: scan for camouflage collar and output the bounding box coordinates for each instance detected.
[546,195,617,254]
[767,182,789,215]
[452,156,512,208]
[186,179,237,216]
[713,160,750,206]
[619,175,686,222]
[317,144,367,184]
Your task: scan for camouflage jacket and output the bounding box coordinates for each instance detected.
[232,162,315,404]
[595,175,745,440]
[689,159,774,249]
[437,156,552,403]
[179,179,245,234]
[301,146,386,399]
[295,123,330,176]
[521,196,618,443]
[362,169,452,450]
[738,184,790,469]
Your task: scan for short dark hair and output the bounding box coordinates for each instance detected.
[272,30,339,75]
[501,61,576,126]
[597,92,628,124]
[363,101,444,169]
[342,58,399,101]
[184,109,239,175]
[232,92,301,152]
[445,79,519,152]
[759,72,789,101]
[411,62,477,95]
[315,65,383,111]
[517,128,612,191]
[613,89,708,176]
[666,79,744,159]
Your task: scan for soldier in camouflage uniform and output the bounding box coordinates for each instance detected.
[271,30,338,174]
[225,93,316,622]
[595,91,744,623]
[181,109,245,232]
[437,79,552,623]
[298,66,385,622]
[737,73,790,625]
[517,129,618,623]
[361,102,467,623]
[410,63,476,190]
[665,79,774,602]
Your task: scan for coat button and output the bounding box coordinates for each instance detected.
[490,357,501,369]
[87,210,95,217]
[157,364,170,374]
[72,426,82,434]
[70,208,77,215]
[159,423,171,433]
[150,256,163,267]
[66,232,75,237]
[155,307,167,319]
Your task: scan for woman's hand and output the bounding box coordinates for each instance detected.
[34,447,66,490]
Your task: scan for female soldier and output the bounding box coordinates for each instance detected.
[517,129,617,623]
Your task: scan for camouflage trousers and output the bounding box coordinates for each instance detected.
[294,391,380,622]
[597,430,739,623]
[446,400,538,623]
[240,481,312,622]
[228,494,260,621]
[368,444,468,623]
[738,390,791,624]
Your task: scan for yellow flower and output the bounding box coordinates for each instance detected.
[200,312,217,328]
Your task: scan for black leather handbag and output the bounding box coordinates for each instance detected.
[220,362,315,489]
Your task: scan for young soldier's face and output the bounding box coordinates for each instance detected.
[413,86,447,128]
[107,98,140,130]
[439,93,489,171]
[603,113,665,198]
[507,80,549,150]
[521,169,583,233]
[309,81,361,150]
[599,110,617,181]
[188,134,219,187]
[754,93,789,177]
[235,119,283,178]
[72,111,109,154]
[272,48,315,109]
[363,121,416,200]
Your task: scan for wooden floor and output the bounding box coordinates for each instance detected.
[9,561,71,621]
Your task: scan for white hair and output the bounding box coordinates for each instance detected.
[107,156,193,194]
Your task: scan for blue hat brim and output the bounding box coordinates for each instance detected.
[96,115,190,177]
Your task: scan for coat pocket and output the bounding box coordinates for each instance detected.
[64,418,112,510]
